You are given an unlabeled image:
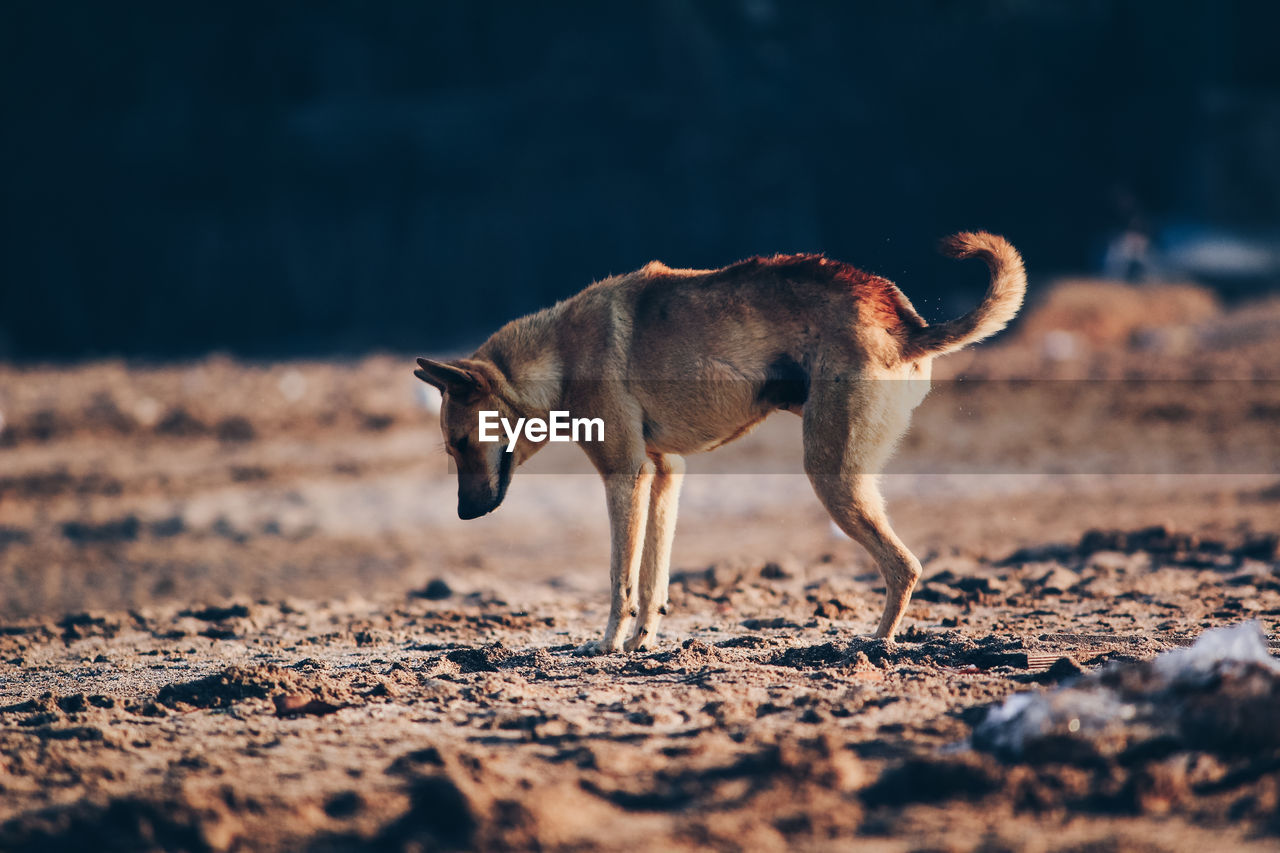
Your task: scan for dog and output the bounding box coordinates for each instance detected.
[415,232,1026,654]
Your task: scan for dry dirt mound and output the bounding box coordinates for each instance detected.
[1016,277,1220,347]
[156,665,344,711]
[0,796,224,853]
[878,624,1280,829]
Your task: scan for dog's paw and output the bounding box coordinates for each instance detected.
[623,631,652,653]
[573,639,620,657]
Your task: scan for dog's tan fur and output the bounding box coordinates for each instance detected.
[415,232,1026,654]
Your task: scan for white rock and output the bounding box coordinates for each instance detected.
[278,369,307,402]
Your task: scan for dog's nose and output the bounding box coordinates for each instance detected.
[457,492,499,519]
[457,501,492,520]
[455,457,511,520]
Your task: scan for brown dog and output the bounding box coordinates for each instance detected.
[415,232,1026,654]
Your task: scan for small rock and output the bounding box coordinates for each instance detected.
[1129,524,1196,553]
[741,617,801,630]
[1086,550,1139,572]
[1036,656,1085,684]
[324,791,365,819]
[954,576,1004,596]
[915,582,963,604]
[181,604,250,622]
[214,416,256,443]
[56,693,88,713]
[154,407,207,437]
[1236,533,1279,562]
[996,542,1075,566]
[1033,567,1081,594]
[1078,528,1129,554]
[760,559,798,580]
[412,579,454,601]
[445,643,512,673]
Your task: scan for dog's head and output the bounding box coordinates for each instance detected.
[414,357,517,520]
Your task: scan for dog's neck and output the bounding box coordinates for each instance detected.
[475,309,565,422]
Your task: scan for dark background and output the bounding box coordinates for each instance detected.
[3,0,1279,361]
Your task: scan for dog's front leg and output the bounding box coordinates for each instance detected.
[625,453,685,652]
[574,462,656,656]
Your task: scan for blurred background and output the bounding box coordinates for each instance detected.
[3,0,1280,362]
[0,0,1279,625]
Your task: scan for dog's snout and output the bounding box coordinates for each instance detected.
[460,491,499,517]
[457,500,495,520]
[457,474,498,519]
[455,453,513,520]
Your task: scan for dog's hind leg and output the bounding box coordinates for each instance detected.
[802,377,922,640]
[574,459,656,656]
[625,453,685,652]
[811,472,920,639]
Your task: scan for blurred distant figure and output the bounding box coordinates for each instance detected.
[1102,188,1158,282]
[1103,227,1156,281]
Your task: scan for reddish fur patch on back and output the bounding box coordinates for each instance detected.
[703,254,922,331]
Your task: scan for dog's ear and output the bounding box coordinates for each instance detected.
[414,357,485,397]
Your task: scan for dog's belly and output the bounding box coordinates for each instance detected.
[635,382,791,456]
[642,411,771,455]
[630,346,810,456]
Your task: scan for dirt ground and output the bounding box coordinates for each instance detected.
[2,285,1280,851]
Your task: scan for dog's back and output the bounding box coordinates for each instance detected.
[531,233,1024,455]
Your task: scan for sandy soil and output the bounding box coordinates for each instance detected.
[1,287,1279,851]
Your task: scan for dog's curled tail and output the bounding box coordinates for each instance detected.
[904,231,1026,359]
